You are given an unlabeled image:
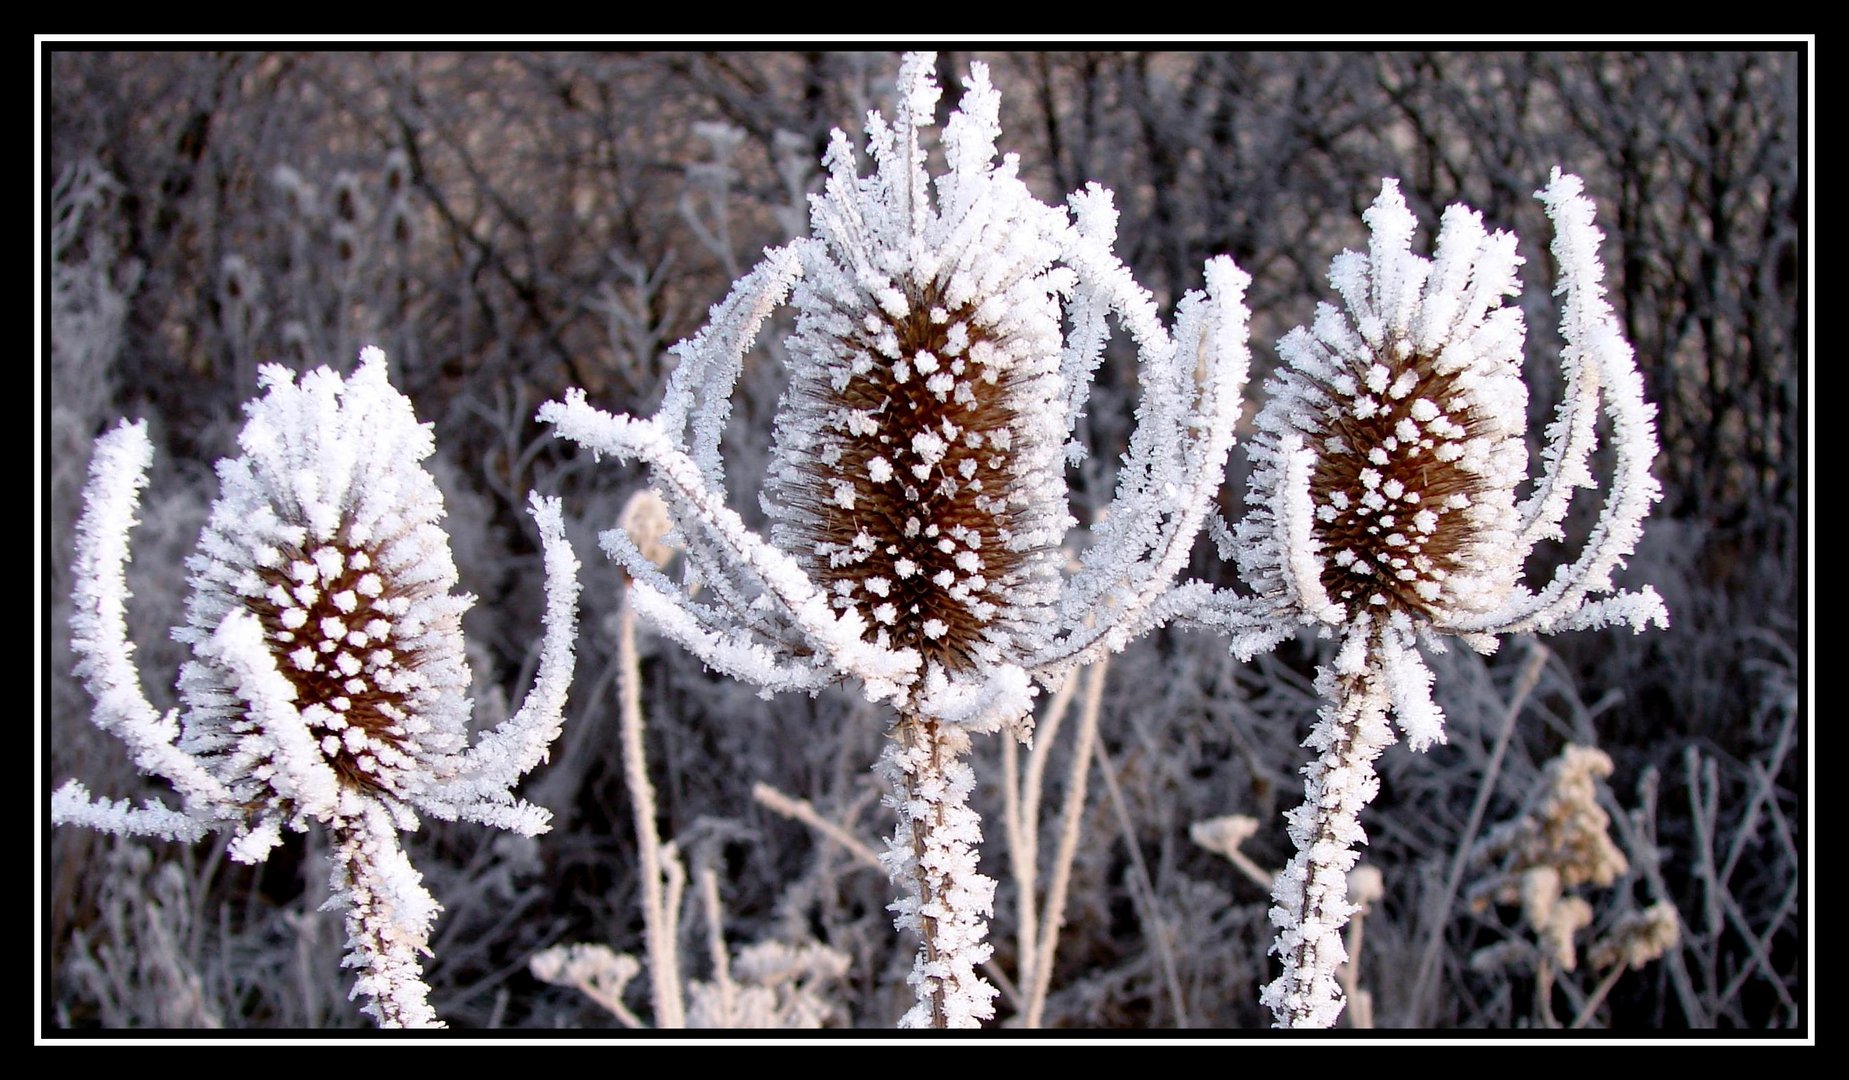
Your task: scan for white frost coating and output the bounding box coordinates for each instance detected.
[1452,169,1667,638]
[540,53,1251,1029]
[880,716,998,1029]
[1213,171,1666,734]
[541,54,1247,729]
[54,347,582,1029]
[627,579,867,699]
[329,799,442,1028]
[657,245,805,492]
[1034,254,1254,674]
[198,609,343,826]
[1274,433,1345,626]
[60,420,240,824]
[432,493,583,834]
[1377,619,1444,752]
[1190,172,1666,1029]
[50,780,211,844]
[539,392,922,700]
[1259,638,1395,1029]
[914,662,1034,734]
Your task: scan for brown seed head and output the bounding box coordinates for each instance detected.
[771,279,1046,672]
[1305,336,1503,621]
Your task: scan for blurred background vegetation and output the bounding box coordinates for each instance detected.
[42,48,1804,1031]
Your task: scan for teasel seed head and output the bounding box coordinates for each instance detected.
[543,52,1251,734]
[1226,171,1666,699]
[151,347,581,853]
[538,51,1252,1030]
[170,349,471,834]
[1239,179,1531,632]
[1221,172,1666,1029]
[58,346,581,1026]
[764,164,1071,678]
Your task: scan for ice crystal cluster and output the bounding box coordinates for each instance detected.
[1192,171,1667,1028]
[542,52,1251,1027]
[55,348,581,1027]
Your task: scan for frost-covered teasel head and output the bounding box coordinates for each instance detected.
[161,348,579,848]
[1243,180,1532,633]
[542,53,1251,732]
[54,348,581,1026]
[541,53,1250,1028]
[1225,170,1667,749]
[1198,171,1666,1029]
[760,69,1076,685]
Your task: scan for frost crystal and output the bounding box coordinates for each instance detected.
[1193,172,1666,1028]
[540,52,1251,1028]
[55,348,581,1027]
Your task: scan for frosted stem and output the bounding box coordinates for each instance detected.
[880,711,997,1028]
[696,858,736,1026]
[751,781,883,869]
[1261,633,1397,1028]
[328,802,441,1029]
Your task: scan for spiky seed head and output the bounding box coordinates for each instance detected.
[173,348,472,823]
[763,56,1072,680]
[1240,180,1530,628]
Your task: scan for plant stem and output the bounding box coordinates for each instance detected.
[1261,631,1397,1029]
[1339,905,1373,1028]
[1005,666,1081,1021]
[881,711,996,1028]
[328,802,441,1028]
[1025,659,1107,1027]
[617,585,684,1028]
[696,858,735,1026]
[1570,961,1629,1029]
[751,782,883,869]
